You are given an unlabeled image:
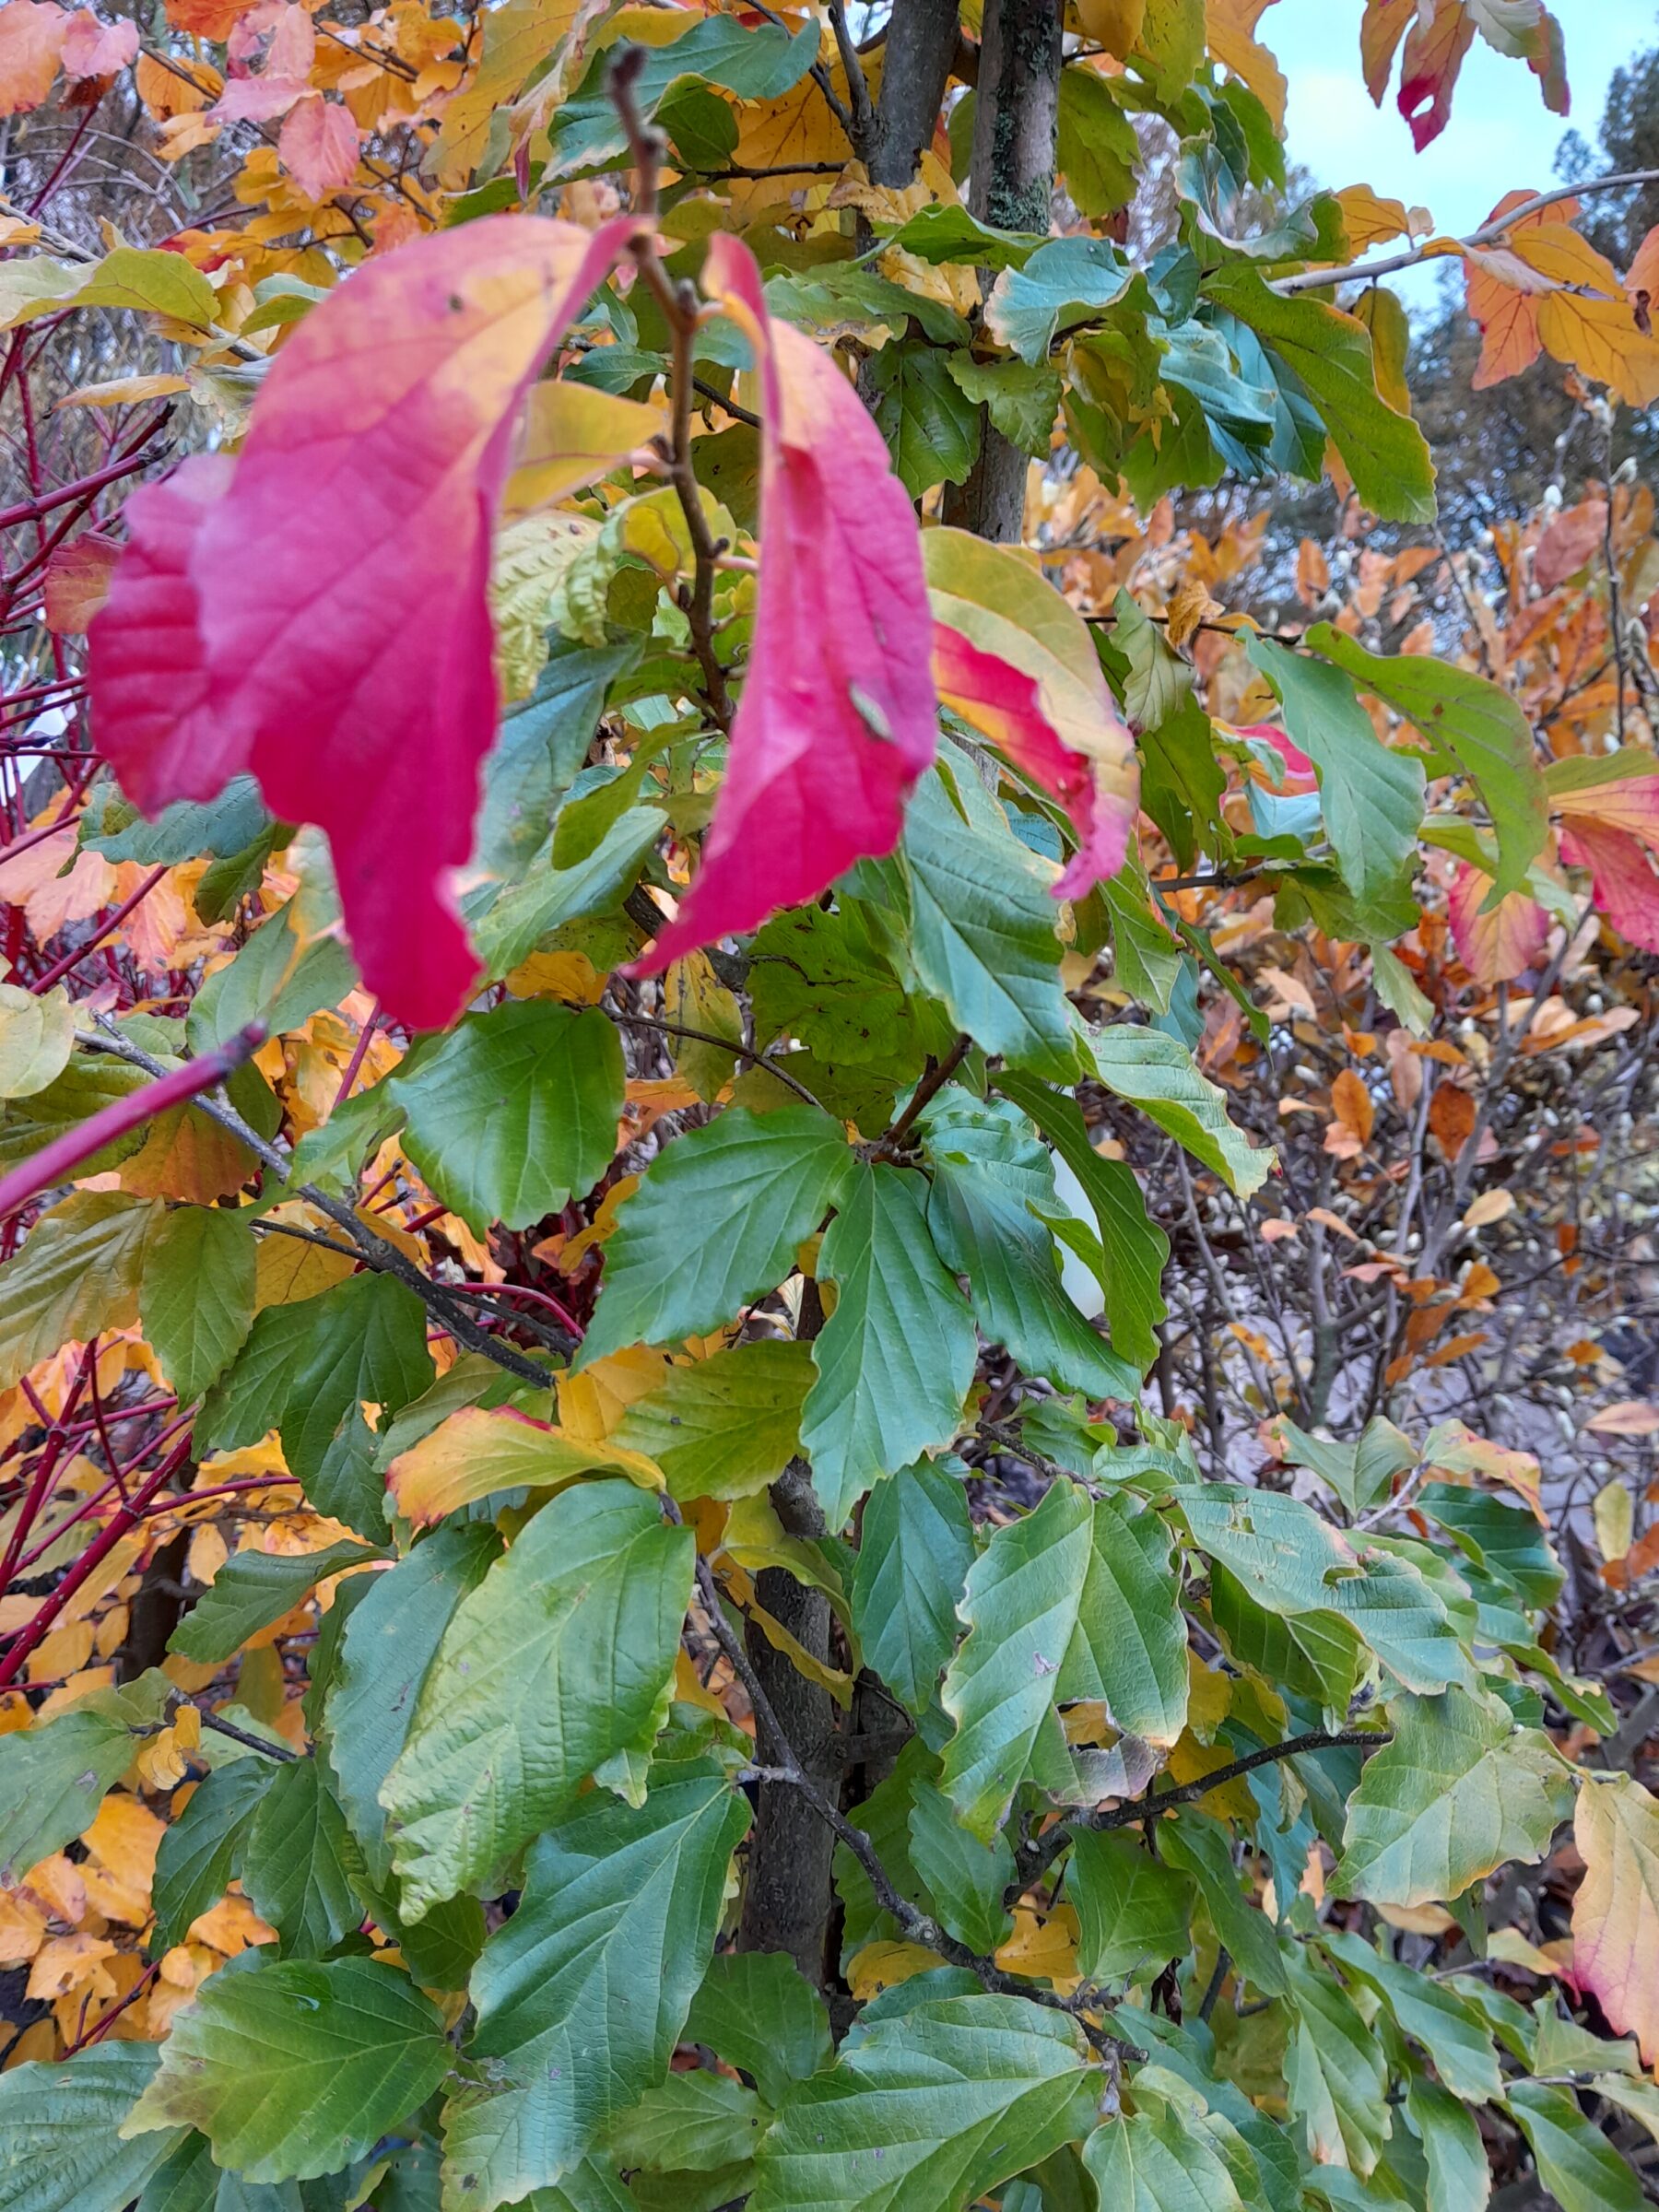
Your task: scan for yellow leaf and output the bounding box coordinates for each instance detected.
[1186,1653,1233,1745]
[1461,1188,1514,1229]
[387,1405,663,1526]
[503,382,661,516]
[1075,0,1147,55]
[0,983,73,1099]
[0,1889,48,1965]
[27,1932,117,2003]
[847,1940,945,2000]
[430,0,590,183]
[720,1562,853,1709]
[1164,1733,1255,1822]
[55,372,191,410]
[1594,1479,1634,1565]
[995,1903,1082,1990]
[503,948,606,1004]
[82,1791,165,1892]
[1488,1926,1569,1977]
[555,1337,662,1440]
[1573,1775,1659,2065]
[188,1891,278,1954]
[1334,185,1410,255]
[489,511,601,702]
[1536,287,1659,406]
[1205,0,1285,129]
[253,1204,358,1308]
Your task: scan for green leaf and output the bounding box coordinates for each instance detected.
[139,1205,257,1403]
[197,1271,434,1487]
[80,772,270,867]
[1248,639,1424,935]
[0,1702,145,1885]
[1320,1928,1502,2103]
[471,806,665,979]
[901,770,1076,1081]
[1330,1688,1575,1909]
[1159,1809,1287,1997]
[685,1952,832,2108]
[476,635,641,876]
[943,353,1061,456]
[1207,1561,1363,1710]
[122,1958,450,2183]
[1069,1830,1194,1982]
[579,1106,852,1364]
[1108,591,1195,735]
[382,1480,692,1920]
[1283,1943,1391,2176]
[1418,1482,1562,1611]
[1175,1485,1473,1694]
[1506,2081,1647,2212]
[1055,65,1138,216]
[748,1994,1097,2212]
[1202,267,1436,524]
[389,1001,623,1237]
[1089,1029,1269,1196]
[1406,2077,1491,2212]
[241,1757,363,1960]
[851,1455,976,1717]
[602,2070,768,2175]
[865,344,981,497]
[76,244,219,329]
[545,14,819,177]
[0,982,73,1099]
[941,1479,1092,1841]
[171,1539,384,1666]
[0,2044,183,2212]
[1136,694,1229,870]
[0,1189,159,1390]
[325,1527,501,1891]
[1061,1495,1190,1747]
[186,915,356,1053]
[150,1756,274,1954]
[923,1094,1137,1402]
[441,1764,749,2212]
[906,1771,1015,1953]
[610,1340,814,1503]
[995,1072,1169,1372]
[1307,625,1548,900]
[985,237,1133,363]
[1276,1415,1416,1522]
[801,1162,976,1532]
[879,204,1049,271]
[1082,2099,1248,2211]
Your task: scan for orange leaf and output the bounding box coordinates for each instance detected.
[1572,1776,1659,2065]
[0,0,66,116]
[1334,185,1410,256]
[1330,1067,1375,1148]
[1428,1083,1477,1159]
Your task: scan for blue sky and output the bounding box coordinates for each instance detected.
[1273,0,1657,298]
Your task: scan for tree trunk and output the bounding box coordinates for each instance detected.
[941,0,1064,543]
[735,1457,839,1988]
[867,0,964,187]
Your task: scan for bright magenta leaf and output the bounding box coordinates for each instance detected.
[930,621,1132,898]
[90,214,641,1030]
[1556,771,1659,955]
[635,233,936,972]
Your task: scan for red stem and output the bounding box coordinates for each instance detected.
[0,1022,266,1221]
[334,1002,381,1106]
[0,448,163,535]
[0,1438,193,1687]
[14,1410,194,1573]
[29,866,170,996]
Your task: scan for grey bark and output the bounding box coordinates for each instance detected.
[941,0,1064,543]
[735,1456,839,1987]
[866,0,965,187]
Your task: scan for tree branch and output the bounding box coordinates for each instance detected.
[1274,168,1659,297]
[1016,1726,1392,1888]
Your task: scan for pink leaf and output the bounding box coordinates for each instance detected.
[1560,818,1659,955]
[58,7,136,76]
[90,215,641,1031]
[211,73,308,122]
[632,232,936,973]
[1448,860,1548,983]
[278,93,360,201]
[930,620,1132,898]
[0,0,67,115]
